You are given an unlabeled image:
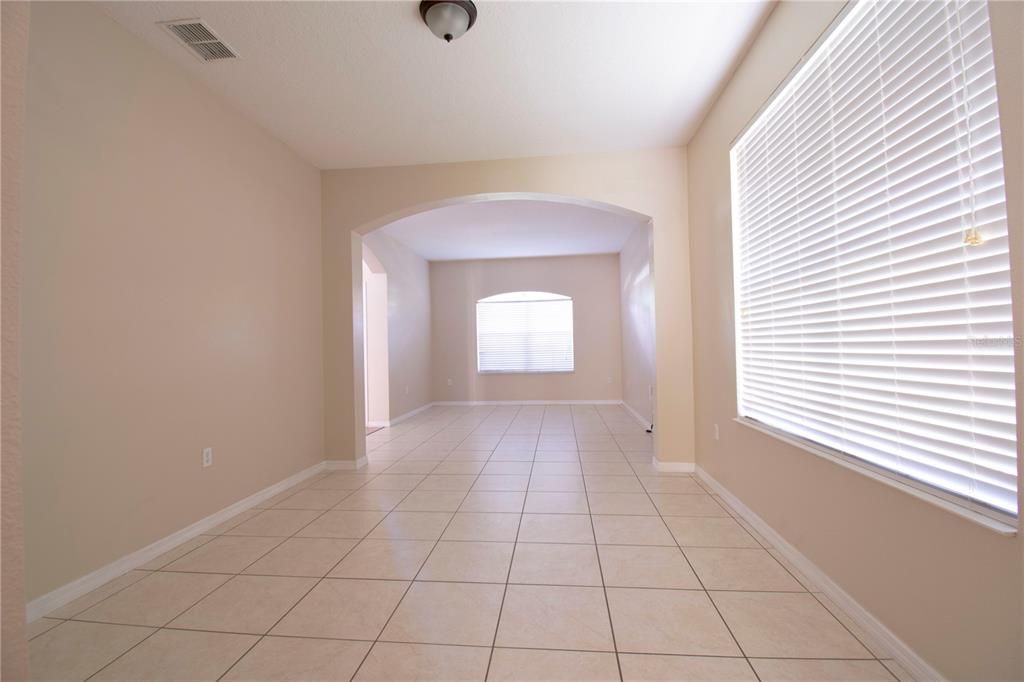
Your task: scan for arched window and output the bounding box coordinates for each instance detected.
[476,291,574,373]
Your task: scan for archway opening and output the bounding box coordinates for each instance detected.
[354,192,656,458]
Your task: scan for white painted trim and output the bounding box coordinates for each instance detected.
[621,401,652,429]
[26,461,327,623]
[651,456,695,473]
[386,402,434,426]
[365,420,389,428]
[324,456,368,471]
[432,400,623,406]
[696,466,945,682]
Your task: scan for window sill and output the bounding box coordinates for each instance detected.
[733,416,1018,537]
[478,370,576,375]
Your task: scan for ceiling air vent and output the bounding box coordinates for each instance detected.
[160,19,237,62]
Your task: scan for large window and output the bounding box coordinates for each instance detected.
[731,0,1017,520]
[476,291,574,373]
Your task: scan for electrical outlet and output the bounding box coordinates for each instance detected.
[405,385,410,395]
[447,378,453,386]
[713,424,720,441]
[202,447,213,467]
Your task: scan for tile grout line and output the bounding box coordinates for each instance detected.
[306,404,489,681]
[79,483,356,681]
[88,569,856,593]
[610,406,763,682]
[81,564,256,682]
[37,404,898,681]
[684,466,897,670]
[41,615,904,662]
[210,457,423,681]
[154,527,306,680]
[61,578,856,594]
[349,403,516,681]
[571,406,624,681]
[706,488,893,665]
[206,413,481,682]
[482,405,538,681]
[36,405,498,679]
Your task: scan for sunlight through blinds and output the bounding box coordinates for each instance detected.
[477,292,575,373]
[730,0,1017,518]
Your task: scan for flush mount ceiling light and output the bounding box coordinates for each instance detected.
[419,1,477,43]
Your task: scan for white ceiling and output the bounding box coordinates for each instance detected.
[378,199,648,261]
[100,1,771,170]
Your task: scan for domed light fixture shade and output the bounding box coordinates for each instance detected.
[419,1,477,43]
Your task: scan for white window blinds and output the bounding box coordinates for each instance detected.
[477,292,574,373]
[731,0,1017,518]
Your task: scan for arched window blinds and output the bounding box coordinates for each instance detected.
[477,291,574,373]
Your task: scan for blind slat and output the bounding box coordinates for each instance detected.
[730,0,1017,518]
[476,293,574,373]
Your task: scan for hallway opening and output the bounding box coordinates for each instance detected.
[351,193,658,457]
[362,243,390,434]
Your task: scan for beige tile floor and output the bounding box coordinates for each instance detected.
[28,404,910,681]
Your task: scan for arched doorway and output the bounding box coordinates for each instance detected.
[344,192,657,467]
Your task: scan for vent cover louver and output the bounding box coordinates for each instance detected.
[161,20,237,61]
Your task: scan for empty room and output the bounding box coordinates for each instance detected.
[1,1,1021,681]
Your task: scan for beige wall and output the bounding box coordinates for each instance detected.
[322,149,691,464]
[430,254,622,403]
[22,3,325,600]
[619,224,656,424]
[362,231,432,421]
[2,2,30,677]
[993,2,1024,659]
[686,1,1024,679]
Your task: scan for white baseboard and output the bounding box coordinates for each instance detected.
[386,402,434,426]
[696,466,943,682]
[365,421,389,428]
[622,401,652,429]
[26,461,327,623]
[324,456,368,471]
[432,399,623,406]
[651,457,695,473]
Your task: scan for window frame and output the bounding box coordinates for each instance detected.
[475,291,576,375]
[728,0,1018,533]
